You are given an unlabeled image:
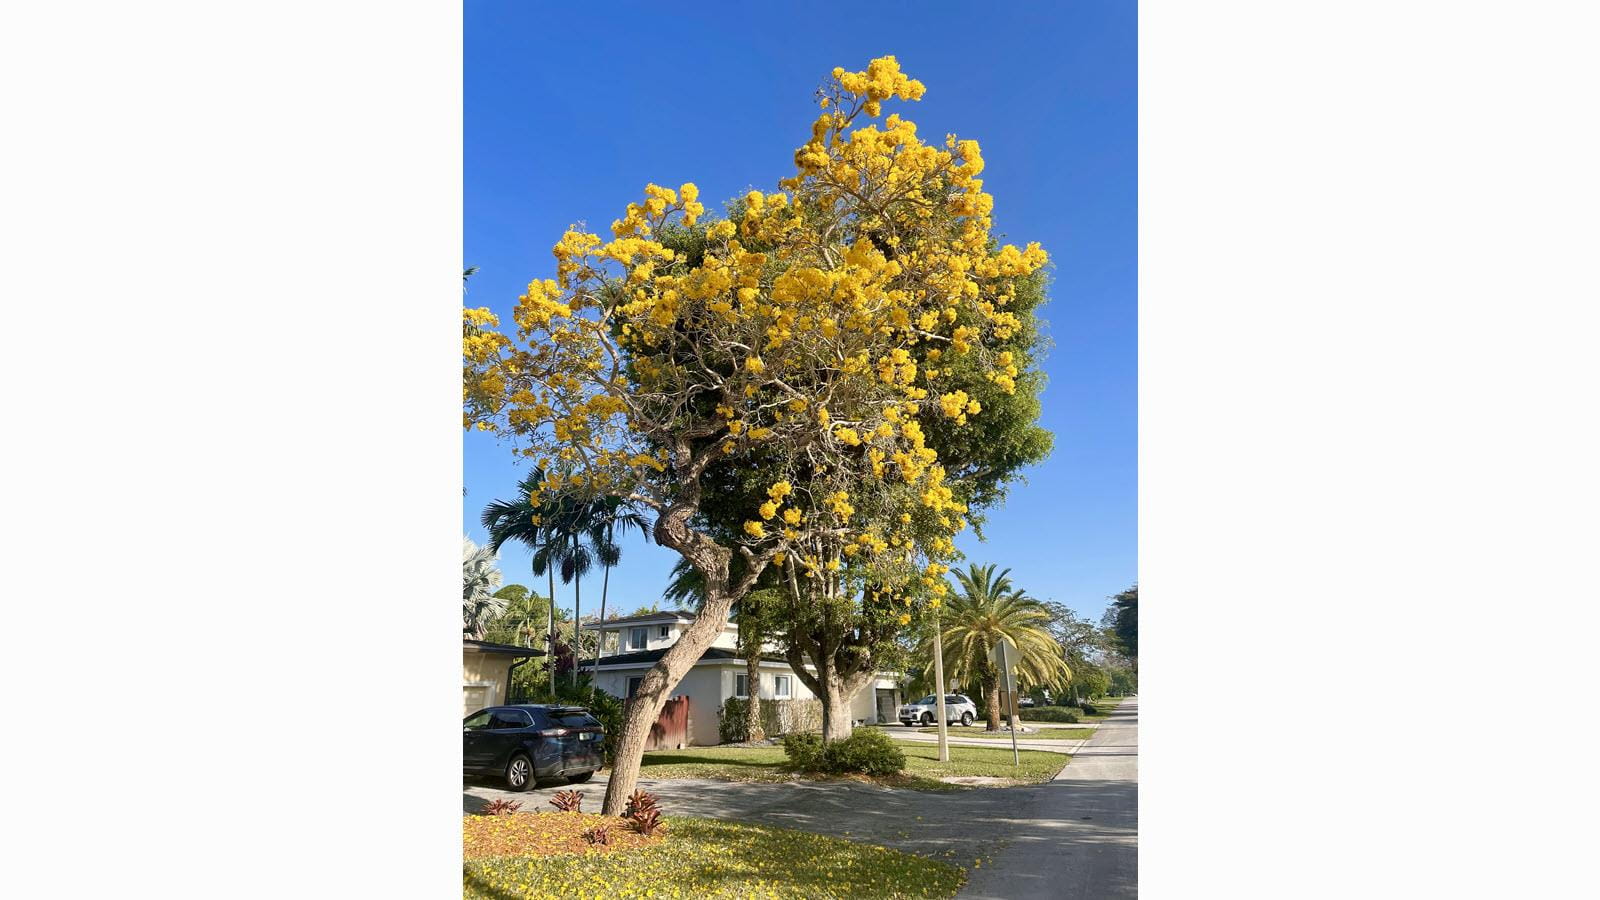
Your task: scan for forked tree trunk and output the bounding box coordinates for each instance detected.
[601,592,736,815]
[820,672,860,741]
[787,642,875,742]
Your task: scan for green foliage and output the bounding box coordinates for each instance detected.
[822,728,906,776]
[780,732,824,770]
[781,728,905,776]
[1105,584,1137,660]
[480,584,553,647]
[1079,701,1099,715]
[1108,665,1137,695]
[1026,707,1081,723]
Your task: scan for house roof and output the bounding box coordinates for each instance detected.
[595,646,788,667]
[581,610,712,630]
[462,639,546,657]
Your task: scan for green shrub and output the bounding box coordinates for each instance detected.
[782,729,905,776]
[823,728,905,775]
[1079,701,1100,715]
[1027,707,1081,723]
[781,732,824,770]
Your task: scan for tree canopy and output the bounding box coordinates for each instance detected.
[464,54,1054,812]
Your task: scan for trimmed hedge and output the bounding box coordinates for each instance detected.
[781,728,905,776]
[1026,707,1081,723]
[718,697,823,743]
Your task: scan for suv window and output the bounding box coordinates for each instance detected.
[489,709,532,730]
[946,696,963,705]
[464,710,492,730]
[553,711,600,729]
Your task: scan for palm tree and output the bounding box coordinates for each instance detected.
[462,537,506,639]
[482,468,563,693]
[926,563,1069,730]
[581,496,652,682]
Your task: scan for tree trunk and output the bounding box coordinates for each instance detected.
[744,647,764,742]
[601,592,736,815]
[984,675,1002,731]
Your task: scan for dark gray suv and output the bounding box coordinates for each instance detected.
[463,704,604,791]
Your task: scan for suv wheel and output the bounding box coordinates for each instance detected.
[960,711,974,727]
[921,712,934,726]
[505,754,535,792]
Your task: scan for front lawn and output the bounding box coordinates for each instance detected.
[916,726,1096,741]
[635,741,1068,789]
[464,814,965,899]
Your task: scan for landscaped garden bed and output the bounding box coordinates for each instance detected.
[464,810,663,860]
[463,815,965,899]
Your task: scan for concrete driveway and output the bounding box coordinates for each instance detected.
[463,696,1138,900]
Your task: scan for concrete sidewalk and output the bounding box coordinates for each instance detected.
[885,729,1089,754]
[957,696,1138,899]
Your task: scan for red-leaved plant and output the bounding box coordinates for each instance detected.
[626,807,662,835]
[582,825,610,846]
[482,798,522,816]
[623,789,660,818]
[550,790,583,813]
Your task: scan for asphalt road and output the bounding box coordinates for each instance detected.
[463,695,1138,899]
[957,696,1138,899]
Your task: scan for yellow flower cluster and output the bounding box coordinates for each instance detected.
[462,55,1047,618]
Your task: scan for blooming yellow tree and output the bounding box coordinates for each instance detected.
[464,56,1049,813]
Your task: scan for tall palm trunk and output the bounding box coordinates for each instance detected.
[982,662,1001,731]
[571,535,582,689]
[547,565,556,695]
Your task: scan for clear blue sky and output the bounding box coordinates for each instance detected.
[464,2,1135,625]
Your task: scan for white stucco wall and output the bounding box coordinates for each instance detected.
[592,660,896,741]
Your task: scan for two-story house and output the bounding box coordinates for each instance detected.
[583,610,902,747]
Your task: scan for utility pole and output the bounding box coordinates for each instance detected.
[932,609,950,762]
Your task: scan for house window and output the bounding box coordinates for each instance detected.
[734,673,750,699]
[629,627,648,650]
[658,625,670,639]
[626,676,644,699]
[773,675,792,699]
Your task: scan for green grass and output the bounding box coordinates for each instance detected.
[916,726,1096,741]
[464,815,965,899]
[636,742,1068,790]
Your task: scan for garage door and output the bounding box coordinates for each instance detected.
[463,685,491,716]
